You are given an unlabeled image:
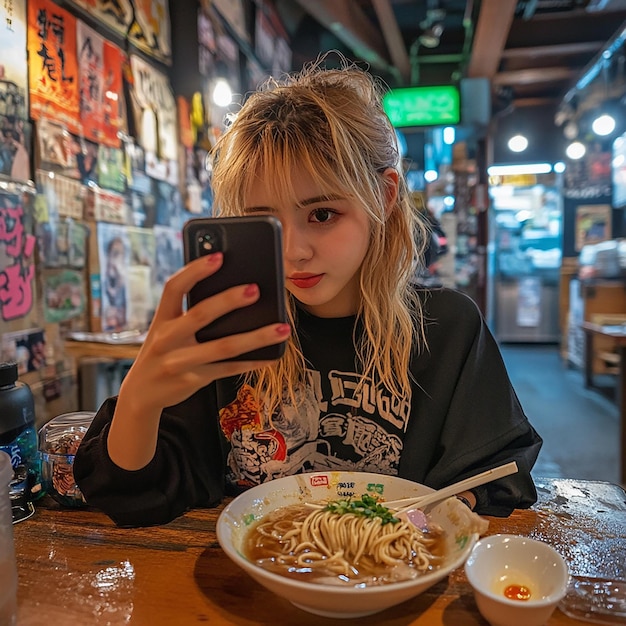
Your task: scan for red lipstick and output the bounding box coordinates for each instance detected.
[288,273,323,289]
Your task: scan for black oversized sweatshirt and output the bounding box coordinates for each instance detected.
[74,288,543,527]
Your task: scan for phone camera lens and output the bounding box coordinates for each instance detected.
[199,233,214,252]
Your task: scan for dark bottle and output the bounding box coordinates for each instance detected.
[0,362,42,505]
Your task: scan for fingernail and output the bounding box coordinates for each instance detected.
[275,323,291,336]
[244,283,259,298]
[207,252,223,264]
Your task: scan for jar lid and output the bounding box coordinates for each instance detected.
[0,361,18,387]
[38,411,96,450]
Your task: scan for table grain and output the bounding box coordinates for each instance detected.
[14,477,626,625]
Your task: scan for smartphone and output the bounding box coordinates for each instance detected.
[182,216,287,361]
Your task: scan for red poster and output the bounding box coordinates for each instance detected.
[28,0,80,134]
[101,41,126,146]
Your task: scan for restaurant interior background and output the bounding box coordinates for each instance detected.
[1,0,626,484]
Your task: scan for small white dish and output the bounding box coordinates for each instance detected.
[465,534,569,626]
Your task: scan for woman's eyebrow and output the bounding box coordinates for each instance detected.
[299,194,343,206]
[243,205,275,213]
[245,194,343,212]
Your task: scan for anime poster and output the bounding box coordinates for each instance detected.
[0,0,31,182]
[0,192,36,322]
[127,226,155,330]
[129,54,178,163]
[77,20,104,143]
[97,222,129,332]
[42,269,85,323]
[67,0,171,64]
[27,0,80,135]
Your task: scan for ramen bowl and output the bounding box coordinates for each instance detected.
[216,471,485,619]
[465,534,569,626]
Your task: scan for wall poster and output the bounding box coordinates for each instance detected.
[575,204,611,252]
[0,191,36,322]
[0,0,31,182]
[27,0,80,134]
[67,0,171,64]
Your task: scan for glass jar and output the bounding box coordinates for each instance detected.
[38,412,95,507]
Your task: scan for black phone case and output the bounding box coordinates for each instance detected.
[182,216,287,361]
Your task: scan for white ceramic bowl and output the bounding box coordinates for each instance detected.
[216,471,483,619]
[464,534,570,626]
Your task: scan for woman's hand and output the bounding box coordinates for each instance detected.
[107,252,290,470]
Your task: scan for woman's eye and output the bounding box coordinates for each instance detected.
[311,208,335,223]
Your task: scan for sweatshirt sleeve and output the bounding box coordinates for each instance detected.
[74,385,226,527]
[400,288,543,517]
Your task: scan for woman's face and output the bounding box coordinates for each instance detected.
[244,167,372,318]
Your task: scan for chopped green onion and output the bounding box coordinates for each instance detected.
[323,493,399,525]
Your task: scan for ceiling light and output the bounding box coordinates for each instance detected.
[566,141,586,160]
[592,113,616,136]
[212,78,233,107]
[419,22,444,48]
[508,134,529,152]
[487,163,552,176]
[419,7,446,49]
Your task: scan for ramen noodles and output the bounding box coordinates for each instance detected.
[244,494,445,586]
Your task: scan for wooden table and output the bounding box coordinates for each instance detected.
[13,477,626,625]
[581,321,626,483]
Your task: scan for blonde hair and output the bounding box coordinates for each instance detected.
[209,54,428,413]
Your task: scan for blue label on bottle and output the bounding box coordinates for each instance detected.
[0,442,23,468]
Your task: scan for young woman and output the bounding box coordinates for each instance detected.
[74,57,542,527]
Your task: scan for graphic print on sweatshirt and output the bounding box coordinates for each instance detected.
[219,368,411,491]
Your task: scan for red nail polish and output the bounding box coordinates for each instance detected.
[244,283,259,298]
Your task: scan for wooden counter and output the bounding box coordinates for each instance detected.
[64,339,142,361]
[13,477,626,625]
[581,321,626,484]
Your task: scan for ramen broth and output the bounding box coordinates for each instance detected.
[244,502,446,586]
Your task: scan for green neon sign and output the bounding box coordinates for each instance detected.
[383,85,461,127]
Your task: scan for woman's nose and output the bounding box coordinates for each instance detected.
[282,221,312,264]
